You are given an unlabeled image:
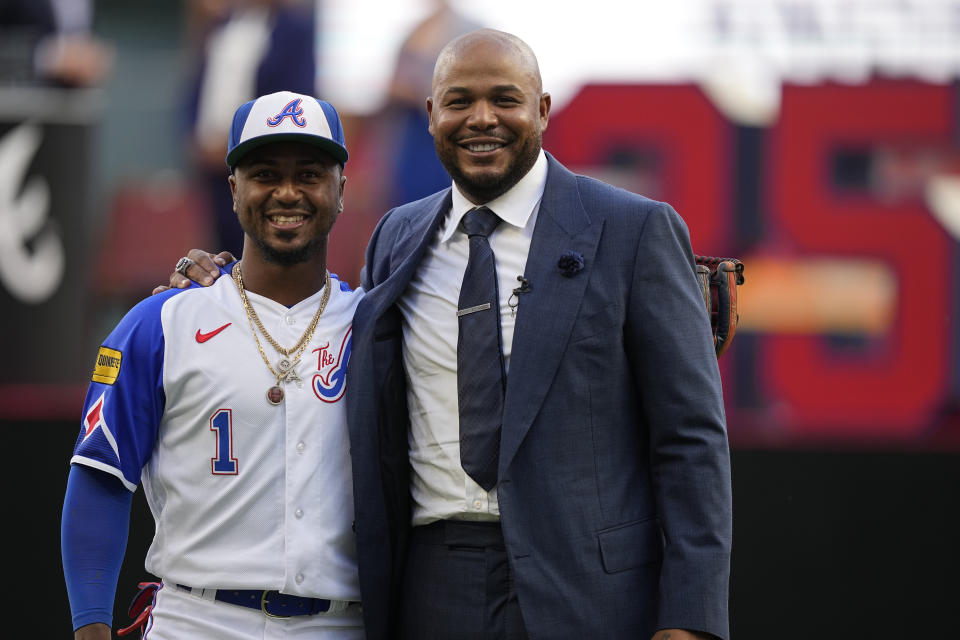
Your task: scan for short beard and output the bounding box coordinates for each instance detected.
[251,234,323,267]
[438,132,541,203]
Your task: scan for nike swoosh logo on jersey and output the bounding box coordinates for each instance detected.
[195,323,232,343]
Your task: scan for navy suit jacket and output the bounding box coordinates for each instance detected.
[346,153,732,640]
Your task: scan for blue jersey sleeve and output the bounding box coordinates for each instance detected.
[61,464,134,630]
[72,289,178,490]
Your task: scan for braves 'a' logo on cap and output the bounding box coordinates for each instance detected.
[266,98,307,128]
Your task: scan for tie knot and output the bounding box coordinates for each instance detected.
[461,207,501,239]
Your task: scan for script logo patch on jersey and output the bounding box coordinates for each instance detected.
[266,98,307,128]
[92,346,122,385]
[312,327,352,403]
[83,392,121,459]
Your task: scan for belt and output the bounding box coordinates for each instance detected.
[176,584,357,618]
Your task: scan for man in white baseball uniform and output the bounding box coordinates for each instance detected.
[61,91,364,639]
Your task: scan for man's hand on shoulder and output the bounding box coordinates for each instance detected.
[652,630,718,640]
[151,250,236,295]
[74,622,111,640]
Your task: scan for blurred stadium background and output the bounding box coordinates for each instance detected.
[3,0,959,636]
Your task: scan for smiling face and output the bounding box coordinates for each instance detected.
[427,31,551,204]
[229,141,345,266]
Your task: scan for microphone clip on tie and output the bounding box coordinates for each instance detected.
[508,275,531,316]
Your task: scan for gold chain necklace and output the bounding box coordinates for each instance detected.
[232,262,331,405]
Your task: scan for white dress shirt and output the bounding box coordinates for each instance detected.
[397,151,548,525]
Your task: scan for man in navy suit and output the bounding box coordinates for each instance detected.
[350,29,731,640]
[170,28,731,640]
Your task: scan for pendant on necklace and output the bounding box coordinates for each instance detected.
[267,385,285,405]
[278,357,301,387]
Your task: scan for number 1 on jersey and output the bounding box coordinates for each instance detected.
[210,409,238,475]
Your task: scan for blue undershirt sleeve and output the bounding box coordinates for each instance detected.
[61,464,134,631]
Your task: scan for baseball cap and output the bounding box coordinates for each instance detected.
[225,91,348,169]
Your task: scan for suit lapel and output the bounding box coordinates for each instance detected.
[500,155,604,474]
[353,191,451,336]
[386,191,453,288]
[347,191,451,498]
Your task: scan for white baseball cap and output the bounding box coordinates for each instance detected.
[225,91,348,169]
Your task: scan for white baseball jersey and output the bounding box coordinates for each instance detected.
[71,270,363,603]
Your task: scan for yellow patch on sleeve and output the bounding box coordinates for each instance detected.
[92,347,123,385]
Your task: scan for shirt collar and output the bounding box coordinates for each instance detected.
[441,150,548,243]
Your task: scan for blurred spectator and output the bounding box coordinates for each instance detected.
[181,0,315,256]
[0,0,113,87]
[380,0,482,207]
